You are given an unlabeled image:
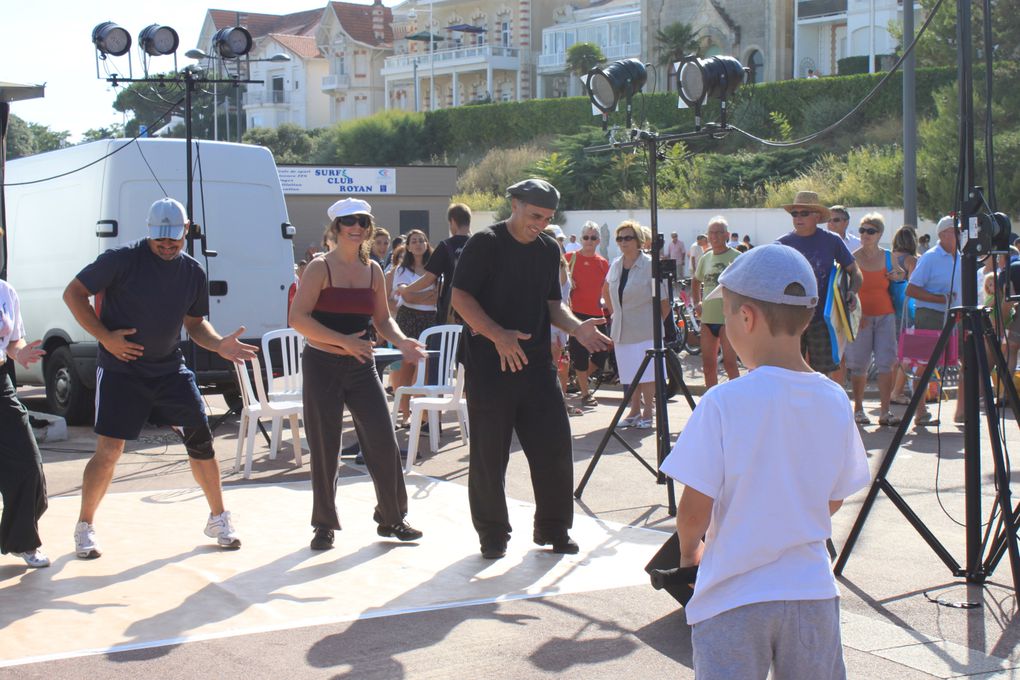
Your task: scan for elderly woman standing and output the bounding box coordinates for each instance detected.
[604,220,670,428]
[846,213,905,426]
[290,198,426,551]
[0,269,49,567]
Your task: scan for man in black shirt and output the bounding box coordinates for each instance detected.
[397,203,472,324]
[63,198,257,559]
[452,180,611,559]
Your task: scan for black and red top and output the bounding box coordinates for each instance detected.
[312,262,375,336]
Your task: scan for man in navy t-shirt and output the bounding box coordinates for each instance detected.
[62,198,257,559]
[396,202,472,324]
[777,190,862,376]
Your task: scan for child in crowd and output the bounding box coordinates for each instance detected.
[660,244,870,679]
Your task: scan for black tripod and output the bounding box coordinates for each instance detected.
[573,131,697,516]
[834,303,1020,597]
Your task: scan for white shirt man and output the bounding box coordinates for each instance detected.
[689,235,707,278]
[667,232,687,277]
[827,206,861,252]
[564,234,582,253]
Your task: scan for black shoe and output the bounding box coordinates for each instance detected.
[377,520,423,542]
[480,538,508,560]
[534,531,579,554]
[310,528,334,551]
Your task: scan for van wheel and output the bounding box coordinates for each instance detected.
[45,346,94,425]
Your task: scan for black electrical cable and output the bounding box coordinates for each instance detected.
[730,0,946,148]
[133,142,169,196]
[981,0,996,208]
[3,98,184,187]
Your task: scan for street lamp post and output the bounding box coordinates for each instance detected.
[409,1,436,110]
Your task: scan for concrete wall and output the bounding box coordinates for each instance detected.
[473,207,936,260]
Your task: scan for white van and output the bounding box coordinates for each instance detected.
[4,138,296,423]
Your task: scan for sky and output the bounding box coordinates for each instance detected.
[2,0,402,142]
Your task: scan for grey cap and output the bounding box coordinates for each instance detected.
[506,178,560,210]
[705,243,818,308]
[147,197,188,240]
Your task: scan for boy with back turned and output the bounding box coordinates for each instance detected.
[660,244,870,679]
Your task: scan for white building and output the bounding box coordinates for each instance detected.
[245,33,330,130]
[795,0,920,77]
[536,0,642,99]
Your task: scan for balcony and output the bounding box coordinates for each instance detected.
[798,0,847,19]
[537,42,640,73]
[243,90,291,106]
[382,45,520,77]
[321,73,351,92]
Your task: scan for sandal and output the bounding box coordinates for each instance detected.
[581,394,599,407]
[891,394,911,405]
[878,412,901,427]
[915,410,939,427]
[567,406,584,417]
[854,409,871,425]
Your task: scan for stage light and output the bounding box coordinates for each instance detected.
[677,56,747,107]
[139,24,179,56]
[587,59,648,113]
[212,26,253,59]
[92,22,132,57]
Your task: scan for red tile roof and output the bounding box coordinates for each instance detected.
[268,33,323,59]
[327,1,393,47]
[208,7,324,38]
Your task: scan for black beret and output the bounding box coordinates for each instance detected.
[506,178,560,210]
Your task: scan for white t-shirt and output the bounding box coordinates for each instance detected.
[0,279,25,357]
[833,230,862,253]
[659,366,870,625]
[391,266,437,312]
[689,244,705,273]
[564,242,582,253]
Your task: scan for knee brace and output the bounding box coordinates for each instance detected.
[180,425,215,460]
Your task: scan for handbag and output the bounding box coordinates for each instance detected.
[887,251,908,317]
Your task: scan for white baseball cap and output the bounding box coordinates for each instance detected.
[147,198,188,240]
[327,198,372,220]
[705,243,818,308]
[936,215,956,234]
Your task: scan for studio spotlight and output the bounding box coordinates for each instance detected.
[138,24,179,56]
[212,26,253,59]
[587,58,648,113]
[92,21,132,57]
[677,55,747,107]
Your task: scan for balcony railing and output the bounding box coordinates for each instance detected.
[321,73,351,91]
[798,0,847,18]
[383,44,519,72]
[243,90,290,106]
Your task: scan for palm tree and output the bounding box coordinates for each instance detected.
[566,42,607,94]
[655,22,701,91]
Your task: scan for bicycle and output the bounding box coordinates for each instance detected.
[670,278,702,356]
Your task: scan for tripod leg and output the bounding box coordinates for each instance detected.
[574,354,648,499]
[834,315,958,576]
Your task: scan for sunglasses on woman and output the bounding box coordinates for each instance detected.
[338,215,371,228]
[859,226,880,235]
[616,235,637,242]
[582,235,599,241]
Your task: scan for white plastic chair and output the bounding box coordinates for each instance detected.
[261,328,304,402]
[405,364,469,473]
[391,324,462,427]
[232,355,304,479]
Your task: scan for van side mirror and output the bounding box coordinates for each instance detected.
[281,222,295,239]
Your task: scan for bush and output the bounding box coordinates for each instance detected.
[763,145,904,208]
[838,56,869,75]
[314,110,430,165]
[457,145,547,194]
[451,190,505,211]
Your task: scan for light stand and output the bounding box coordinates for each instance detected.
[573,57,745,515]
[833,0,1020,602]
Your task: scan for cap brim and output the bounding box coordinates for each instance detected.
[704,286,725,302]
[150,225,186,240]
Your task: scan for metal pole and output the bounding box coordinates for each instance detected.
[902,0,917,227]
[869,0,877,73]
[184,72,195,257]
[0,102,8,281]
[429,0,436,110]
[213,55,219,141]
[414,59,420,112]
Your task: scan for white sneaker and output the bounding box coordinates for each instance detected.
[619,415,641,427]
[636,418,654,429]
[74,521,101,559]
[13,549,50,568]
[204,511,241,549]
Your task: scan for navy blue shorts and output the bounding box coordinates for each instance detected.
[94,368,208,441]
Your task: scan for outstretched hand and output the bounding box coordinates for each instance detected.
[573,317,612,353]
[493,328,531,373]
[13,340,45,368]
[217,326,259,364]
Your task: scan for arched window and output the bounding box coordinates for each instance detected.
[746,49,765,84]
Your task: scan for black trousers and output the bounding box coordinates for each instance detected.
[465,361,574,542]
[302,347,409,530]
[0,372,47,554]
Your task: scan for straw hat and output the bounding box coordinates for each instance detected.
[782,190,830,221]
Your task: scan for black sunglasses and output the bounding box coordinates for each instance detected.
[338,215,371,228]
[582,235,599,241]
[859,226,880,235]
[616,235,637,242]
[789,210,816,218]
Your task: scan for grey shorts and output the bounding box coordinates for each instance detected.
[914,306,945,331]
[845,313,897,373]
[691,598,846,680]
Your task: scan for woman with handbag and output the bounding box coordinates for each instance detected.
[846,214,905,426]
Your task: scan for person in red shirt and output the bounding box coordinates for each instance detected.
[566,221,611,407]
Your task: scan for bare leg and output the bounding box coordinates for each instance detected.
[701,330,721,388]
[639,382,655,420]
[851,373,867,413]
[877,371,893,414]
[891,363,908,400]
[392,360,419,422]
[78,435,126,524]
[189,458,226,516]
[719,327,740,380]
[576,368,590,399]
[627,386,641,419]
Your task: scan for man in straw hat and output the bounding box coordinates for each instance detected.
[777,190,862,377]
